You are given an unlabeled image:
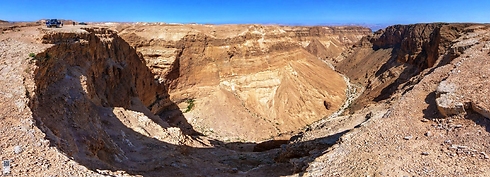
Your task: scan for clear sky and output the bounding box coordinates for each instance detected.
[1,0,490,26]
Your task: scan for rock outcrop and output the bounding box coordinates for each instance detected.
[432,25,490,118]
[37,28,169,110]
[336,23,473,109]
[435,81,466,116]
[116,24,371,77]
[30,27,190,171]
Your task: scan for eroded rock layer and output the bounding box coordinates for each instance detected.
[113,24,371,141]
[336,23,473,109]
[289,24,490,177]
[4,21,490,177]
[30,28,189,172]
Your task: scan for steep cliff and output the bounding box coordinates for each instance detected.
[37,28,169,110]
[336,23,472,109]
[29,28,194,172]
[117,24,371,81]
[21,24,371,176]
[113,24,370,141]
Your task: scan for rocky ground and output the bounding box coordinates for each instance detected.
[1,21,490,177]
[0,24,105,176]
[293,24,490,176]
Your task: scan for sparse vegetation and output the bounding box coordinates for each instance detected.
[184,99,195,113]
[31,52,51,63]
[27,53,38,64]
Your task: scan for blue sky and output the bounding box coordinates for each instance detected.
[2,0,490,26]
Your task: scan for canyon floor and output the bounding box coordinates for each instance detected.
[1,21,490,176]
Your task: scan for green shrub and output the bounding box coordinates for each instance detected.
[28,53,36,58]
[32,53,51,63]
[184,99,195,113]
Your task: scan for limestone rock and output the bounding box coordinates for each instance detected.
[472,102,490,119]
[435,81,466,117]
[13,146,23,154]
[336,23,472,108]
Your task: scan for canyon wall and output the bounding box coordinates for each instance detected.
[336,23,472,108]
[27,25,371,172]
[30,28,187,172]
[299,24,490,177]
[7,21,490,176]
[115,24,371,141]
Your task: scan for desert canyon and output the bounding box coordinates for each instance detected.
[1,20,490,176]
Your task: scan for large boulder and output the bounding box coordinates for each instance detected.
[435,81,466,116]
